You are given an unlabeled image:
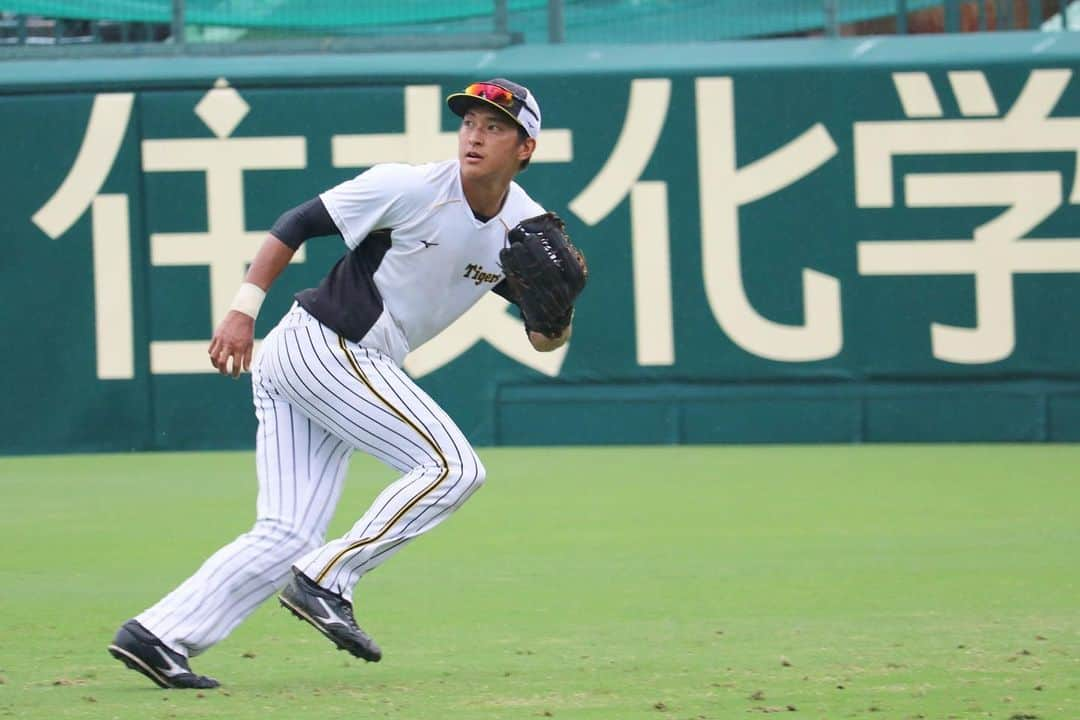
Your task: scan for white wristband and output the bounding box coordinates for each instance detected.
[230,282,266,320]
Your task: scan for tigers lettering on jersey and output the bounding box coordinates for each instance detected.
[462,264,502,286]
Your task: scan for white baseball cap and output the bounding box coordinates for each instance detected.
[446,78,542,139]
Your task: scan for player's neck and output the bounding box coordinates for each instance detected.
[461,175,510,219]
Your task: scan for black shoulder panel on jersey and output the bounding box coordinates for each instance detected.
[294,229,392,343]
[270,196,339,250]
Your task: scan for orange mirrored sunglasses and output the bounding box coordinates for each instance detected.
[464,82,517,108]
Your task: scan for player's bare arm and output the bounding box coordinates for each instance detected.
[208,236,295,377]
[209,196,339,377]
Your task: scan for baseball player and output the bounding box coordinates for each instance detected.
[107,78,587,689]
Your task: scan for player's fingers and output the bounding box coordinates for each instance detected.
[230,350,243,379]
[242,345,253,373]
[215,339,237,374]
[214,346,231,374]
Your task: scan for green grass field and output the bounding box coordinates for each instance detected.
[1,445,1077,719]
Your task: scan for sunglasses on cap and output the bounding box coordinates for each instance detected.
[464,82,539,120]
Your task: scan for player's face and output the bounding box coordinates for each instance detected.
[458,108,534,182]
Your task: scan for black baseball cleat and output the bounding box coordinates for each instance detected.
[279,567,382,662]
[107,620,220,689]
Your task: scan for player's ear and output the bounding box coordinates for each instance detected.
[517,136,536,163]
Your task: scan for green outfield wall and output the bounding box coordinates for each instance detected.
[3,32,1080,453]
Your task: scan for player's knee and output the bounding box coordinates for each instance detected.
[437,447,485,500]
[454,449,486,494]
[470,452,487,489]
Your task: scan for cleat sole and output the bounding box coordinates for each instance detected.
[108,645,171,689]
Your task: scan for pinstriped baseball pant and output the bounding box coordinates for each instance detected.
[137,305,485,657]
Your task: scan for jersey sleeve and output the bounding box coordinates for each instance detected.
[319,163,418,250]
[507,180,547,219]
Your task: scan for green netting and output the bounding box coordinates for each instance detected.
[3,1,167,24]
[0,1,549,28]
[372,0,949,43]
[561,0,946,42]
[0,0,949,37]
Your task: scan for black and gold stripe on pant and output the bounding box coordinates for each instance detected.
[313,336,450,584]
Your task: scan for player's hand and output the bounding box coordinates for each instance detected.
[528,327,570,352]
[208,310,255,378]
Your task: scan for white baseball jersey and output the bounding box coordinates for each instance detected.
[297,159,545,366]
